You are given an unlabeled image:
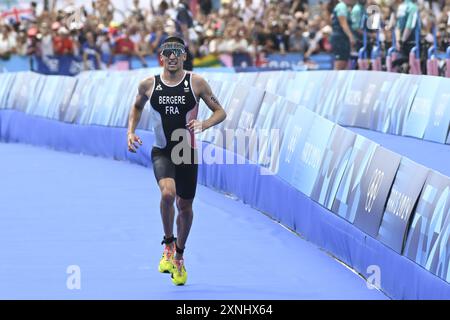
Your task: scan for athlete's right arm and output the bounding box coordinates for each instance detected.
[127,77,153,153]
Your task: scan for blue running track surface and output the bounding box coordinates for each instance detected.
[0,142,388,299]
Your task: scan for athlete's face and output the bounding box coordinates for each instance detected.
[160,45,186,72]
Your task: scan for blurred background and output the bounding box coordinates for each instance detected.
[0,0,449,74]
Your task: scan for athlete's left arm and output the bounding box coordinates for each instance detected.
[187,74,227,133]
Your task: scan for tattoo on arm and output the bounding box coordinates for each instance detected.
[134,80,151,110]
[210,95,220,105]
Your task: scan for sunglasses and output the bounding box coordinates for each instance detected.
[161,48,185,58]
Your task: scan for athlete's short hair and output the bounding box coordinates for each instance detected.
[162,36,185,47]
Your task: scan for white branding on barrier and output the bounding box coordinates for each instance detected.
[238,111,255,130]
[411,98,431,117]
[301,142,322,170]
[285,126,302,164]
[345,90,362,106]
[365,168,384,213]
[363,84,377,108]
[433,94,450,127]
[386,188,412,220]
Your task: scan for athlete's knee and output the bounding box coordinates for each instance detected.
[176,197,193,214]
[161,187,176,204]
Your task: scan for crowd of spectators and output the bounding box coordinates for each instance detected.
[0,0,449,69]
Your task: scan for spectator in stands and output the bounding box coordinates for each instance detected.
[15,29,28,56]
[82,31,101,70]
[199,0,213,16]
[151,0,170,17]
[114,27,135,55]
[330,0,356,70]
[148,19,168,54]
[0,24,16,60]
[230,28,249,53]
[270,22,289,53]
[96,28,113,66]
[39,22,54,57]
[239,0,263,25]
[129,0,146,22]
[289,25,309,53]
[393,0,419,69]
[26,26,40,56]
[114,27,148,67]
[53,27,74,55]
[351,0,366,54]
[175,0,195,70]
[2,0,448,74]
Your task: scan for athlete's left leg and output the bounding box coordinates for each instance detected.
[173,152,198,259]
[175,196,194,260]
[170,159,197,285]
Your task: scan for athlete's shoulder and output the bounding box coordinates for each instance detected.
[139,76,155,89]
[190,72,208,87]
[138,76,155,95]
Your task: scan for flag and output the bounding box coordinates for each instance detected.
[1,6,33,23]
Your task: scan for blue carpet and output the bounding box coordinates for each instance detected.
[0,142,387,299]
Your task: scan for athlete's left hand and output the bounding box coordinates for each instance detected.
[186,120,205,134]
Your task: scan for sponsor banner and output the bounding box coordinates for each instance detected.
[423,78,450,143]
[289,115,335,197]
[258,98,297,174]
[338,71,392,130]
[34,55,83,76]
[336,71,370,127]
[403,76,441,139]
[264,53,333,70]
[232,53,253,67]
[277,106,316,185]
[310,125,357,209]
[331,134,379,223]
[296,71,327,111]
[378,158,429,253]
[6,71,42,112]
[404,171,450,282]
[352,146,401,237]
[387,74,420,135]
[284,71,310,104]
[314,71,353,122]
[0,72,16,109]
[369,72,401,132]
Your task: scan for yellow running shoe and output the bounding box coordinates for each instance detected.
[171,259,187,285]
[158,241,176,273]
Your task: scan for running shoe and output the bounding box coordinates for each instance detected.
[158,241,176,273]
[171,259,187,285]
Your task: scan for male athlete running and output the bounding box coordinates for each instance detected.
[127,36,226,285]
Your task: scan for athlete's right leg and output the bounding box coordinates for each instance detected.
[158,178,176,239]
[152,147,177,237]
[151,147,177,273]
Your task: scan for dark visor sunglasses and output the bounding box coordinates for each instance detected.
[161,48,185,58]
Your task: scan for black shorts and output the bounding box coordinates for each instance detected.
[331,34,350,61]
[151,146,198,200]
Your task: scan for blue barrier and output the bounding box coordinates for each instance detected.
[0,53,334,75]
[378,157,429,253]
[1,109,449,299]
[0,68,449,298]
[265,53,333,70]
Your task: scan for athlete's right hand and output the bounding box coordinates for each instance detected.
[127,132,143,153]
